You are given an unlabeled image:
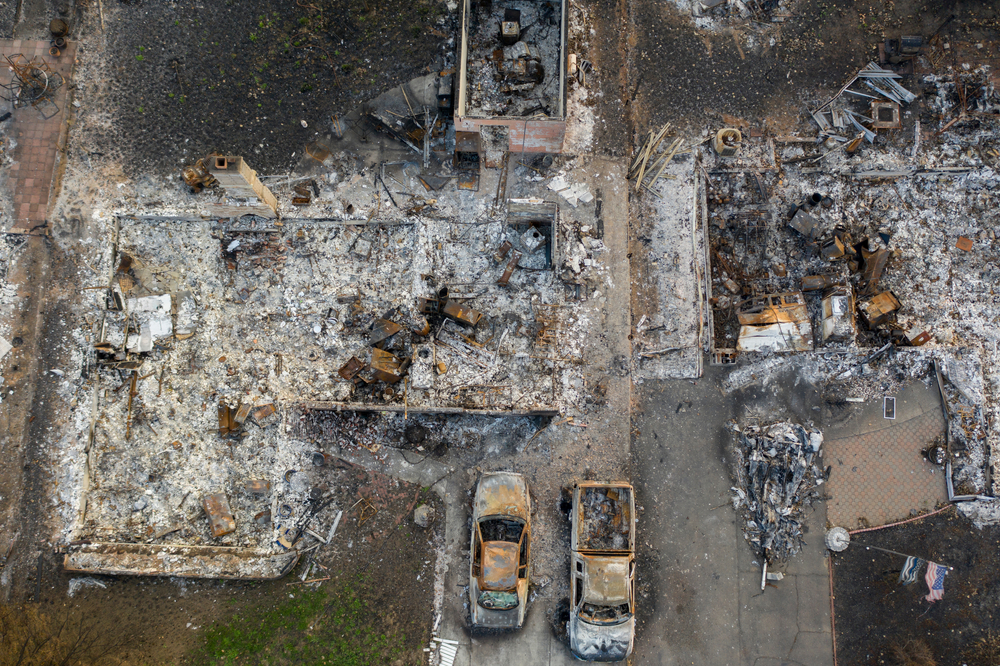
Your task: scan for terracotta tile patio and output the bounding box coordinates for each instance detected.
[0,39,76,233]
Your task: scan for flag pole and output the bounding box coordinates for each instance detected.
[864,545,953,571]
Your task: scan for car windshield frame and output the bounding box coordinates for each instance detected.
[477,590,519,611]
[579,602,632,625]
[478,516,525,543]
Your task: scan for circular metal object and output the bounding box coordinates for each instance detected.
[18,67,49,103]
[278,504,293,518]
[284,469,296,482]
[825,527,851,552]
[49,46,61,57]
[925,444,947,466]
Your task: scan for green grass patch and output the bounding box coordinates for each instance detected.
[193,579,407,666]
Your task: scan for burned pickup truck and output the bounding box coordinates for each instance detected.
[569,482,636,662]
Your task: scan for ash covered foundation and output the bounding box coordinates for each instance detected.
[693,62,1000,507]
[64,169,600,577]
[455,0,568,155]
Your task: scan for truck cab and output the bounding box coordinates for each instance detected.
[568,482,636,662]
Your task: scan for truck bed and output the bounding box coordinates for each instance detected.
[576,485,633,552]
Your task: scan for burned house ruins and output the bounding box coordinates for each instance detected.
[456,0,568,154]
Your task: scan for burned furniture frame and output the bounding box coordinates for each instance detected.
[455,0,569,156]
[0,54,64,119]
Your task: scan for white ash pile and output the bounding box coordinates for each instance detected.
[730,421,827,564]
[942,376,989,497]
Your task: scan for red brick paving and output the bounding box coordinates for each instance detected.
[825,409,948,529]
[0,39,76,233]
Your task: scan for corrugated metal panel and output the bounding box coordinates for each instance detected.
[431,637,460,666]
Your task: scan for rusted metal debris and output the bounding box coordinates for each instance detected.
[218,403,236,435]
[370,317,403,346]
[244,479,271,495]
[906,328,932,346]
[338,356,368,382]
[181,157,217,193]
[356,496,378,525]
[859,291,901,327]
[859,247,890,294]
[497,250,522,286]
[202,494,236,538]
[417,296,441,315]
[819,236,847,261]
[442,299,484,327]
[493,240,513,263]
[736,292,814,353]
[233,403,252,426]
[801,274,838,292]
[371,347,406,384]
[250,401,278,427]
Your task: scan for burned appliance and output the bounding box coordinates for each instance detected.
[735,292,814,353]
[500,8,521,46]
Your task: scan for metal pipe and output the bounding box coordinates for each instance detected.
[863,544,953,570]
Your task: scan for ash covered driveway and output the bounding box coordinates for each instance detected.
[631,365,833,665]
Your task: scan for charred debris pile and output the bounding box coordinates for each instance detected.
[692,0,788,24]
[464,0,563,118]
[577,486,633,551]
[707,60,1000,358]
[730,421,827,565]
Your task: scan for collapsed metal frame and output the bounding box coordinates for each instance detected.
[0,54,63,119]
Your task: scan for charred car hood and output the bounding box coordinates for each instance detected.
[474,472,529,521]
[569,614,634,662]
[581,555,630,605]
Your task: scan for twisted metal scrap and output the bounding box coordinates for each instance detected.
[731,421,826,564]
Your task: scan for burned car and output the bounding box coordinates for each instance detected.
[569,482,636,661]
[470,472,532,629]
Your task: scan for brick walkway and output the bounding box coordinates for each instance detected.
[0,40,76,233]
[825,409,948,528]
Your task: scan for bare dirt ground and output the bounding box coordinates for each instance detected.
[24,462,442,665]
[832,508,1000,666]
[92,0,450,175]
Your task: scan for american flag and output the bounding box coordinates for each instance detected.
[924,561,947,602]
